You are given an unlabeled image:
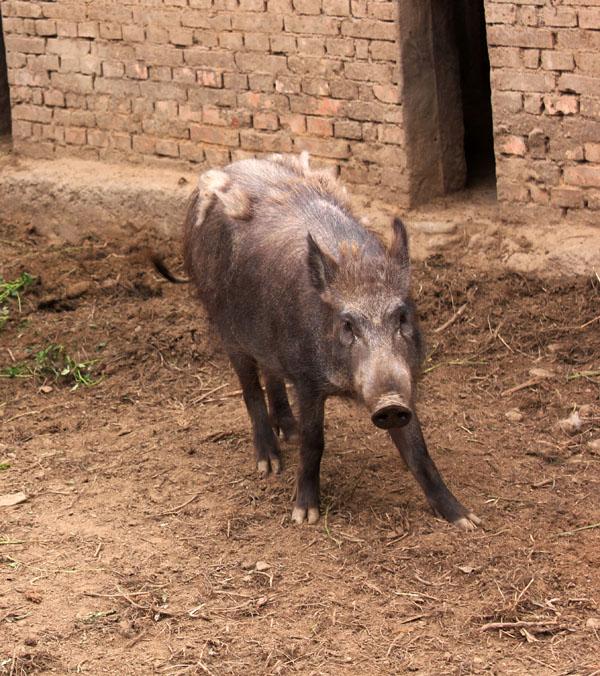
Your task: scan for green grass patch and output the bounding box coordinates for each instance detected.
[0,272,36,330]
[0,343,101,390]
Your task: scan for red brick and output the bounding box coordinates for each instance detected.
[334,120,361,139]
[63,126,86,145]
[51,72,94,94]
[341,18,396,40]
[584,143,600,163]
[244,32,270,51]
[231,13,281,31]
[12,104,53,123]
[239,0,266,9]
[190,125,240,146]
[122,24,145,42]
[543,95,578,115]
[576,52,600,76]
[377,124,403,145]
[559,73,600,97]
[99,23,122,40]
[294,136,350,158]
[155,139,180,157]
[254,111,279,130]
[11,120,33,138]
[185,49,235,69]
[302,79,330,96]
[235,52,287,74]
[493,69,555,93]
[323,0,350,15]
[579,8,600,30]
[487,26,554,49]
[344,61,392,83]
[367,2,395,21]
[486,3,517,24]
[550,186,584,208]
[369,40,396,61]
[564,165,600,188]
[220,32,244,50]
[285,15,339,35]
[542,7,577,27]
[280,113,306,134]
[499,135,527,156]
[35,20,57,36]
[326,38,355,57]
[542,50,574,71]
[240,129,293,152]
[270,34,297,53]
[489,47,521,69]
[293,0,322,14]
[522,49,540,69]
[306,116,333,136]
[44,89,65,107]
[523,93,542,113]
[5,35,46,54]
[126,62,149,80]
[179,142,205,163]
[249,74,275,92]
[169,28,194,46]
[132,135,157,155]
[297,37,326,56]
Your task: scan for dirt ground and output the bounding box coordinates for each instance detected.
[1,206,600,675]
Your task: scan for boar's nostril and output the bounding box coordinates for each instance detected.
[371,405,412,430]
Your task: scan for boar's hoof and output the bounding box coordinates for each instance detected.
[453,512,482,531]
[291,506,320,525]
[257,457,282,477]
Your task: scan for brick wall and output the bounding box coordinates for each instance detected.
[486,0,600,222]
[0,0,407,202]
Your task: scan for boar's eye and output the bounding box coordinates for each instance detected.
[339,317,356,346]
[392,305,412,335]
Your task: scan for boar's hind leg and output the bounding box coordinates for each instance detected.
[291,388,325,525]
[229,352,282,476]
[389,416,481,531]
[264,373,298,442]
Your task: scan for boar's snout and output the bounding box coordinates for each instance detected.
[371,396,412,430]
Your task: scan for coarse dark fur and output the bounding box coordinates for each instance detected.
[158,153,480,529]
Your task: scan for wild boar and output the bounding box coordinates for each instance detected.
[154,153,480,530]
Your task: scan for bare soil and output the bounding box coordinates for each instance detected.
[1,215,599,675]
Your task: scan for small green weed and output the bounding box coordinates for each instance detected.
[0,272,36,330]
[0,343,101,390]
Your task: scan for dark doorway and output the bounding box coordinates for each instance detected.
[0,12,12,137]
[453,1,496,185]
[398,1,496,204]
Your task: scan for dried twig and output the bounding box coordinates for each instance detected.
[155,492,201,517]
[556,522,600,537]
[480,619,560,632]
[501,379,543,397]
[433,303,468,334]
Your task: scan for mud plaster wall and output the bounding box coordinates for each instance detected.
[486,0,600,224]
[0,0,409,203]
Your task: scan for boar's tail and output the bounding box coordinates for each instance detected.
[150,253,190,284]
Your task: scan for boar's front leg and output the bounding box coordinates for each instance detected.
[389,415,481,531]
[263,372,298,442]
[228,352,282,476]
[291,386,325,525]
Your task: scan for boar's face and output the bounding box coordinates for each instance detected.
[308,218,422,429]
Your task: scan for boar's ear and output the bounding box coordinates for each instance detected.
[389,217,410,270]
[307,233,338,292]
